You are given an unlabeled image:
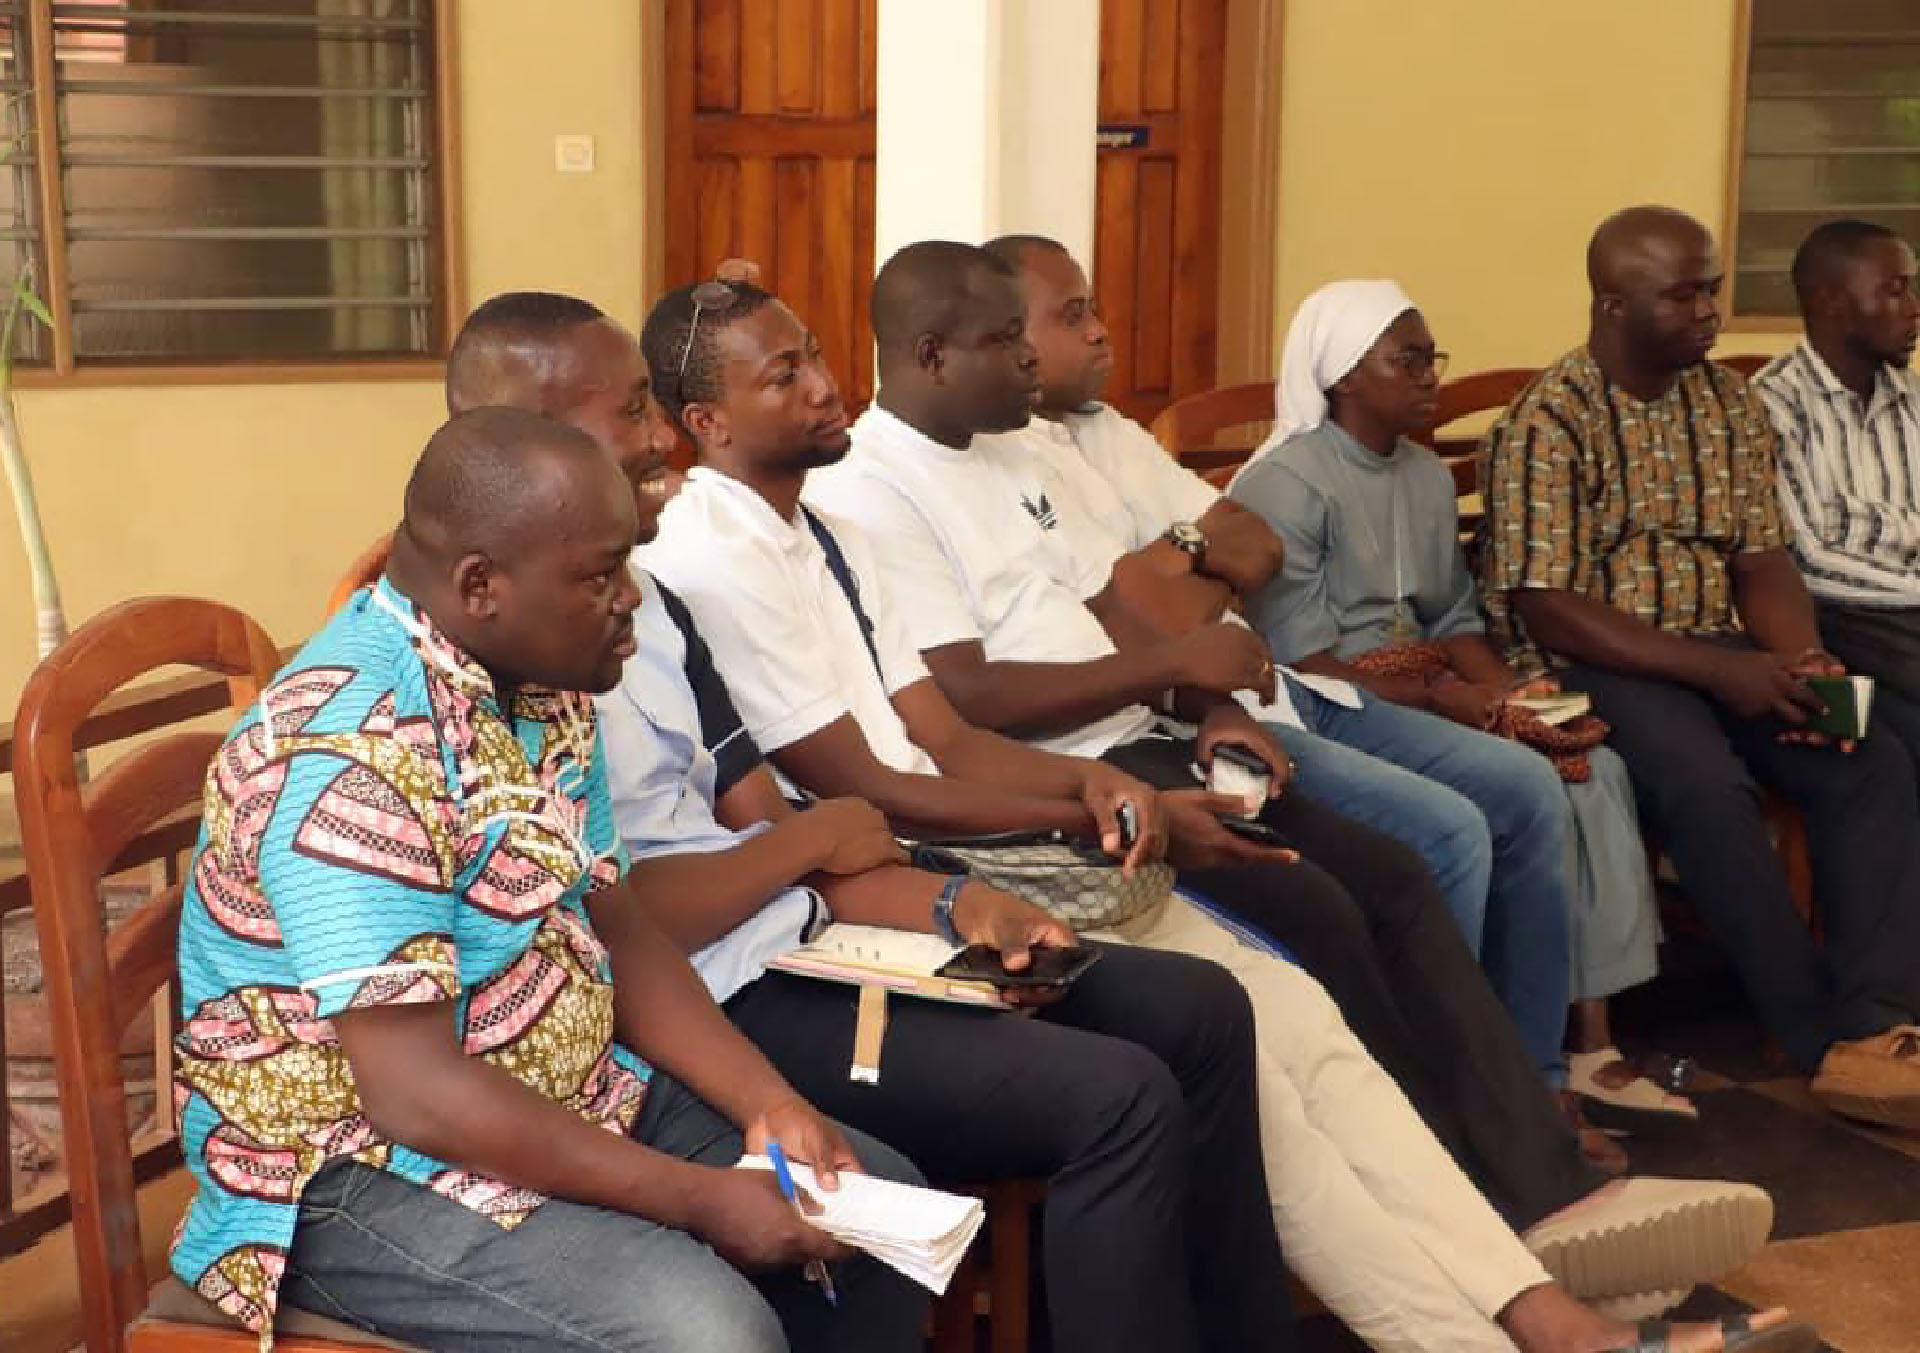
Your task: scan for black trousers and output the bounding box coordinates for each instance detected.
[1101,732,1602,1234]
[1560,642,1920,1072]
[1818,600,1920,784]
[727,944,1295,1353]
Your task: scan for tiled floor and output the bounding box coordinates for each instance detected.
[1296,935,1920,1352]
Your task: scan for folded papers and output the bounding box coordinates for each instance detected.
[736,1154,986,1293]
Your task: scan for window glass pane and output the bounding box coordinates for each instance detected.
[1737,2,1920,318]
[51,0,437,359]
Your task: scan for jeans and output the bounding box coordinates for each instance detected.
[727,945,1294,1353]
[280,1076,929,1353]
[1274,678,1575,1080]
[1562,639,1920,1072]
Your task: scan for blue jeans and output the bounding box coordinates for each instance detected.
[280,1075,929,1352]
[1271,677,1575,1080]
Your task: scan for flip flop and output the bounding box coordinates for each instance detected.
[1571,1047,1700,1129]
[1605,1314,1820,1352]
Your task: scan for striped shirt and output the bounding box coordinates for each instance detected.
[1754,340,1920,606]
[1479,348,1787,662]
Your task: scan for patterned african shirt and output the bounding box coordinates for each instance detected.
[170,576,648,1346]
[1479,348,1788,662]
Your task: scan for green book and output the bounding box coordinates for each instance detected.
[1804,674,1875,740]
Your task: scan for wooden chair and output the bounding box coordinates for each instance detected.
[323,529,394,619]
[1716,352,1771,379]
[13,596,411,1351]
[1148,380,1272,482]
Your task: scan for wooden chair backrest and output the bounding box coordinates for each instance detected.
[324,530,394,620]
[12,597,281,1353]
[1148,381,1273,476]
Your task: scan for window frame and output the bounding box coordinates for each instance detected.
[1721,0,1920,331]
[6,0,463,386]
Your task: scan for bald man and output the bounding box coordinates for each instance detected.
[1480,205,1920,1128]
[171,407,926,1351]
[447,291,683,540]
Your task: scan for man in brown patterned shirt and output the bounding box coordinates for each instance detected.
[1481,205,1920,1129]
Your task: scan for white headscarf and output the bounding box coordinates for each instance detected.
[1271,278,1417,445]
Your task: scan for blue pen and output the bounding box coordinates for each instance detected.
[766,1139,839,1307]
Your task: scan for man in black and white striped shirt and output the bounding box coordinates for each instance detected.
[1756,219,1920,774]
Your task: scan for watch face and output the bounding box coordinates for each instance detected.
[1168,522,1205,554]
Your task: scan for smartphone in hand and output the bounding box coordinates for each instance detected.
[1208,744,1271,815]
[936,943,1103,989]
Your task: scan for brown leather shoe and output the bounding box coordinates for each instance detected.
[1811,1025,1920,1131]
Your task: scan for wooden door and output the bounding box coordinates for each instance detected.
[664,0,878,419]
[1094,0,1228,426]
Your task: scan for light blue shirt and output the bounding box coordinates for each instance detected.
[597,572,821,1004]
[1232,421,1483,662]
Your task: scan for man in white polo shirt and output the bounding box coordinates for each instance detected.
[629,276,1784,1350]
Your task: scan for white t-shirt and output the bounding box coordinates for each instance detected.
[639,467,942,778]
[807,405,1159,759]
[1003,407,1361,724]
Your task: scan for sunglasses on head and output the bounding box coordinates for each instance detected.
[674,279,739,398]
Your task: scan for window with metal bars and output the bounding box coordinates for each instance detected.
[1729,0,1920,322]
[0,0,455,370]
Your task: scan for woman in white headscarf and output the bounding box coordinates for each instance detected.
[1229,279,1692,1129]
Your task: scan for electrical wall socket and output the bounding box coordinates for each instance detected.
[554,134,596,173]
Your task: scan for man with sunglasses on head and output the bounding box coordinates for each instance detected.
[630,269,1797,1353]
[442,286,1295,1353]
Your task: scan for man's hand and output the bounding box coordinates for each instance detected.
[1702,647,1824,724]
[742,1094,865,1189]
[1429,675,1504,730]
[1196,705,1293,799]
[686,1167,852,1272]
[1162,789,1301,871]
[1077,761,1167,872]
[1172,623,1277,701]
[1776,647,1854,752]
[801,797,908,875]
[1195,499,1285,595]
[953,881,1078,1007]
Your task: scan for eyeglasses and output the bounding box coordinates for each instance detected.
[1384,347,1450,382]
[675,279,738,396]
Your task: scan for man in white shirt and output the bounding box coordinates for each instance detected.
[629,274,1788,1352]
[972,234,1580,1102]
[1756,219,1920,774]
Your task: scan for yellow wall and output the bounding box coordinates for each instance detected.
[0,0,650,710]
[0,0,1797,709]
[1272,0,1793,376]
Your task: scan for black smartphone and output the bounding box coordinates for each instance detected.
[936,942,1103,989]
[1117,799,1139,849]
[1220,816,1294,849]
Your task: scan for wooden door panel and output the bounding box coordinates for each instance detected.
[1095,0,1226,426]
[666,0,877,443]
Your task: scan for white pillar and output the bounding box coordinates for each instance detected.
[874,0,1099,270]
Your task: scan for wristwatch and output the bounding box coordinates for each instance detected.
[932,875,968,946]
[1163,520,1208,560]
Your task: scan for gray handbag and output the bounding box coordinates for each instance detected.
[910,834,1173,932]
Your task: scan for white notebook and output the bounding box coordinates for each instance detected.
[736,1154,986,1293]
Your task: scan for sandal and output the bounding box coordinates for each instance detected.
[1605,1313,1820,1352]
[1564,1090,1631,1176]
[1571,1047,1700,1131]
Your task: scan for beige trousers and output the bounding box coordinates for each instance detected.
[1092,895,1549,1353]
